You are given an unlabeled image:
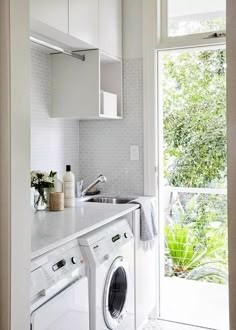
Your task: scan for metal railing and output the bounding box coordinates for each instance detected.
[164,186,227,195]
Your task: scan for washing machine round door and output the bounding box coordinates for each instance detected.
[103,257,129,329]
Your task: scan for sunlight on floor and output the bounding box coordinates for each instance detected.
[143,319,211,330]
[160,277,229,329]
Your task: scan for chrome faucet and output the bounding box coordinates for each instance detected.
[77,174,107,198]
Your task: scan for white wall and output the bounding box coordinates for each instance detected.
[227,0,236,328]
[0,1,11,328]
[123,0,143,60]
[10,0,31,327]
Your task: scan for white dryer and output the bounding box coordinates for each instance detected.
[79,218,135,330]
[30,239,89,330]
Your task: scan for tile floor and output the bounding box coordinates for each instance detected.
[159,278,228,330]
[143,319,210,330]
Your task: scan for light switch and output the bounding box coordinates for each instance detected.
[130,145,140,161]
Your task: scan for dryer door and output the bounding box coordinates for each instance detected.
[31,277,89,330]
[103,257,129,330]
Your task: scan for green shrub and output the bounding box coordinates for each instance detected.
[165,223,228,283]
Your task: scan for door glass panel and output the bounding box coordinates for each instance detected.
[168,0,226,37]
[159,47,229,329]
[108,267,127,318]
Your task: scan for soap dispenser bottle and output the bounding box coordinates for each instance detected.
[63,165,75,207]
[54,174,63,193]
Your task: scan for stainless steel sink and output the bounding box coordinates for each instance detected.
[84,197,135,204]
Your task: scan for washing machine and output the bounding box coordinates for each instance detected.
[30,239,89,330]
[79,218,135,330]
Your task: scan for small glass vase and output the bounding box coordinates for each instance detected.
[34,188,48,211]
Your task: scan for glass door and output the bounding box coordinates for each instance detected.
[158,47,229,329]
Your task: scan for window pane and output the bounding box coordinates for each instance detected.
[162,49,227,189]
[168,0,226,37]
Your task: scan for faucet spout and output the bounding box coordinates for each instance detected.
[78,174,107,197]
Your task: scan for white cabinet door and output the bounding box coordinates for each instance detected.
[69,0,99,48]
[51,50,100,119]
[31,278,89,330]
[51,50,122,119]
[99,0,123,59]
[30,0,69,34]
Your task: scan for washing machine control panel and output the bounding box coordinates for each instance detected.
[80,219,133,265]
[30,239,86,306]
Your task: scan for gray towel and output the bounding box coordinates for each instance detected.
[129,197,158,241]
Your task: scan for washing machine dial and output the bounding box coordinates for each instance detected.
[124,233,128,238]
[71,257,77,264]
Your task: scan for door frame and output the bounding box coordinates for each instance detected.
[142,0,232,325]
[0,0,31,329]
[226,0,236,328]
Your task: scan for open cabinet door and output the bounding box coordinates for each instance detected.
[0,0,31,329]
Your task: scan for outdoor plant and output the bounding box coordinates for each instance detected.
[165,224,206,276]
[165,223,228,284]
[186,226,228,284]
[168,193,227,247]
[163,50,227,188]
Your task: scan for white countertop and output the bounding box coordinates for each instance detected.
[31,200,139,260]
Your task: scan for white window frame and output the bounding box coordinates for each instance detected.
[160,0,226,49]
[143,0,226,196]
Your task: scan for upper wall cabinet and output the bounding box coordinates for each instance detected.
[99,0,123,59]
[30,0,99,50]
[31,0,122,57]
[69,0,99,47]
[31,0,68,34]
[50,50,123,120]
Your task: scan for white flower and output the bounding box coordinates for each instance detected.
[31,170,57,189]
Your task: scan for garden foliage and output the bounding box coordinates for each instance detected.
[162,49,228,283]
